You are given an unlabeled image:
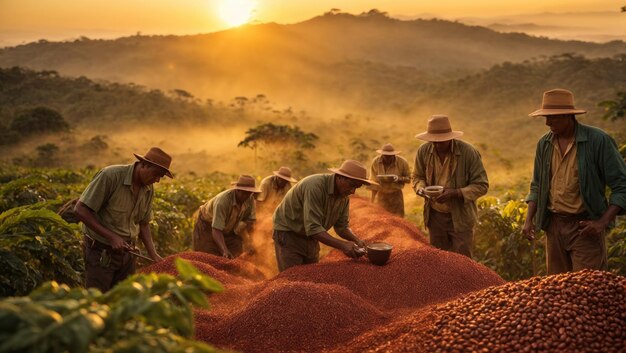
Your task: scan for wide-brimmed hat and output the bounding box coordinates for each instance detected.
[328,160,378,186]
[273,166,298,183]
[231,175,261,193]
[528,88,587,117]
[415,115,464,142]
[376,143,401,155]
[134,147,174,178]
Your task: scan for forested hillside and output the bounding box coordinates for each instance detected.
[0,11,624,109]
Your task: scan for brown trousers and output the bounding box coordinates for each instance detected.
[192,215,243,257]
[546,213,607,275]
[427,209,473,258]
[376,190,405,217]
[273,230,320,272]
[83,236,135,292]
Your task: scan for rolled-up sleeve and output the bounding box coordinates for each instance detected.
[79,170,111,212]
[459,149,489,202]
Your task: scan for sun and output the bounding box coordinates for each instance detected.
[218,0,256,27]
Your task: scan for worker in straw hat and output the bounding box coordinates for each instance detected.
[74,147,173,292]
[256,166,298,213]
[522,88,626,274]
[272,160,378,272]
[193,175,260,259]
[368,143,412,216]
[412,115,489,258]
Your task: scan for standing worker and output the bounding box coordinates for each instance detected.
[412,115,489,258]
[74,147,172,292]
[256,166,298,213]
[272,160,377,272]
[522,88,626,274]
[192,175,260,259]
[368,143,411,216]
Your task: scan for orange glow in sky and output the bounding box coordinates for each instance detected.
[0,0,621,46]
[218,0,257,27]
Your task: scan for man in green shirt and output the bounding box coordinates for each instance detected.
[368,143,411,217]
[74,147,172,292]
[272,160,377,272]
[192,175,260,259]
[412,115,489,258]
[523,89,626,274]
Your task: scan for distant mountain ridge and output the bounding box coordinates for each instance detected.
[0,11,624,111]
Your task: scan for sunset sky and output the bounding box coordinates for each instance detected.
[0,0,622,46]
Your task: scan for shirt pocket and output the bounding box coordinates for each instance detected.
[565,164,580,194]
[105,204,129,232]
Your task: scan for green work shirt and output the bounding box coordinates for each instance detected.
[79,163,153,245]
[526,122,626,231]
[273,174,350,236]
[412,139,489,232]
[199,189,256,234]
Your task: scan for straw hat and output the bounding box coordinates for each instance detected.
[328,160,378,185]
[376,143,401,155]
[133,147,173,178]
[415,115,464,142]
[273,166,298,183]
[231,175,261,193]
[528,88,587,117]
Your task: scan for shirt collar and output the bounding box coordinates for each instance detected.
[427,139,458,156]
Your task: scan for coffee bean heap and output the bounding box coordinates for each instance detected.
[425,270,626,353]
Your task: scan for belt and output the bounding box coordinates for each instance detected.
[275,229,315,241]
[84,234,134,249]
[550,211,588,222]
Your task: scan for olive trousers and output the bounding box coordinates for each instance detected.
[273,230,320,272]
[192,214,243,257]
[83,236,135,292]
[427,209,473,258]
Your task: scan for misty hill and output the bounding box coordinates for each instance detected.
[0,67,299,130]
[0,11,624,111]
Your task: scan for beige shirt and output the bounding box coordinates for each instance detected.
[368,155,411,193]
[80,163,153,245]
[273,174,349,236]
[199,189,256,234]
[549,138,585,214]
[256,175,292,203]
[430,150,454,213]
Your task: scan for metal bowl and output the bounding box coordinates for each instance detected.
[366,242,393,266]
[424,185,444,197]
[377,174,397,182]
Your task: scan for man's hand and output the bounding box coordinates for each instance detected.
[110,235,131,251]
[522,219,536,241]
[341,242,362,258]
[434,188,461,203]
[222,250,234,259]
[578,220,608,237]
[354,238,366,248]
